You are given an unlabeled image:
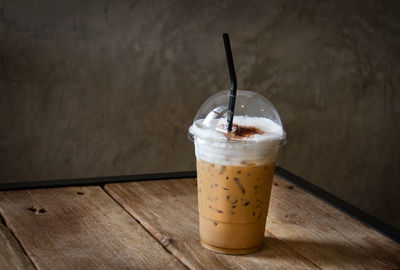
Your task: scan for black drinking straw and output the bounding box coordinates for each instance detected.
[223,33,237,132]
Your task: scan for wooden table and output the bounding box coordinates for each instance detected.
[0,169,399,269]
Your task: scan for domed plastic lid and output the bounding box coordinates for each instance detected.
[188,90,286,145]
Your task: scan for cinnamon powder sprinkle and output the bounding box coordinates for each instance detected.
[228,124,264,139]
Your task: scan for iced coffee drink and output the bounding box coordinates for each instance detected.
[189,91,285,254]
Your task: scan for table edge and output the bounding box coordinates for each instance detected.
[0,167,398,243]
[274,167,399,244]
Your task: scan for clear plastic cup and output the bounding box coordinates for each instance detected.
[188,90,286,254]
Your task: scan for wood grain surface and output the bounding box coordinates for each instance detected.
[0,223,35,270]
[0,186,185,270]
[267,176,400,269]
[105,179,319,269]
[105,176,400,270]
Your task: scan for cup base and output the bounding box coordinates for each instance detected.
[200,241,262,255]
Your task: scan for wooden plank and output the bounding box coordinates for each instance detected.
[267,175,400,269]
[0,223,35,270]
[105,177,400,269]
[0,186,185,270]
[105,179,319,269]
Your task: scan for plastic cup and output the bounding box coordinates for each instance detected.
[188,90,286,254]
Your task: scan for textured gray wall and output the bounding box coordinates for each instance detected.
[1,1,399,228]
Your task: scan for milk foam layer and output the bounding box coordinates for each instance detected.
[189,116,284,166]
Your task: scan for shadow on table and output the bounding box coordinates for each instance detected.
[248,236,399,268]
